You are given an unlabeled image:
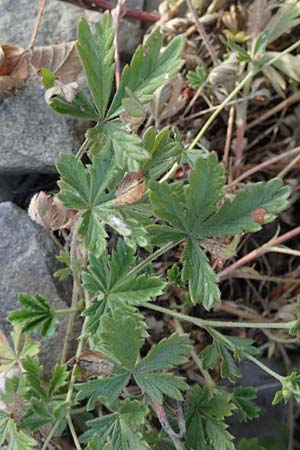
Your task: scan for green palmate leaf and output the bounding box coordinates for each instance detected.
[81,399,150,450]
[98,307,148,369]
[232,386,260,422]
[8,293,57,339]
[134,372,187,404]
[196,178,290,238]
[182,239,220,309]
[88,121,150,171]
[185,152,225,229]
[82,239,165,333]
[78,307,189,406]
[136,333,191,372]
[77,13,115,118]
[187,66,207,88]
[149,153,290,309]
[185,386,234,450]
[142,127,184,181]
[58,152,141,255]
[0,327,40,372]
[0,412,38,450]
[107,31,184,119]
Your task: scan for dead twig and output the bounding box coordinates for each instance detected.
[229,145,300,186]
[28,0,47,49]
[218,227,300,281]
[186,0,217,64]
[111,0,125,87]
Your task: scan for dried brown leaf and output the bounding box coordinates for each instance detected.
[67,348,114,380]
[114,171,145,206]
[0,45,28,91]
[28,191,77,231]
[29,41,81,84]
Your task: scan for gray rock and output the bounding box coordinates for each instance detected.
[227,360,286,442]
[1,0,82,47]
[0,202,71,369]
[0,84,82,173]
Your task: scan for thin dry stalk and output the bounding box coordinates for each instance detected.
[28,0,47,49]
[229,145,300,186]
[186,0,217,64]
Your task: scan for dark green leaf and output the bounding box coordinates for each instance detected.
[107,32,184,118]
[134,372,188,404]
[98,308,147,369]
[48,364,68,398]
[197,179,290,238]
[8,293,57,339]
[77,14,115,117]
[136,333,191,372]
[182,239,220,309]
[185,152,225,229]
[232,386,260,422]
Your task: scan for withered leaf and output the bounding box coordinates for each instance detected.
[0,45,28,91]
[114,171,145,206]
[30,41,81,84]
[0,41,82,92]
[28,191,77,231]
[67,348,114,380]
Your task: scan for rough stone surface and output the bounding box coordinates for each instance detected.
[1,0,82,47]
[0,202,71,369]
[0,84,83,173]
[1,0,144,56]
[227,360,286,442]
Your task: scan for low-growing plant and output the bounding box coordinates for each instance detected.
[1,11,300,450]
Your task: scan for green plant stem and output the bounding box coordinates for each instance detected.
[173,309,215,388]
[265,39,300,67]
[61,219,82,364]
[127,240,181,278]
[144,302,296,330]
[41,421,60,450]
[75,137,90,159]
[55,307,79,315]
[67,414,83,450]
[244,353,284,382]
[61,283,79,364]
[190,69,255,149]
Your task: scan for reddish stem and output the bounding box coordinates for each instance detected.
[218,227,300,280]
[58,0,160,23]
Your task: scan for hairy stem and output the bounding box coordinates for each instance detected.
[61,220,82,364]
[127,241,181,278]
[144,302,296,330]
[55,307,79,316]
[41,421,59,450]
[67,414,83,450]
